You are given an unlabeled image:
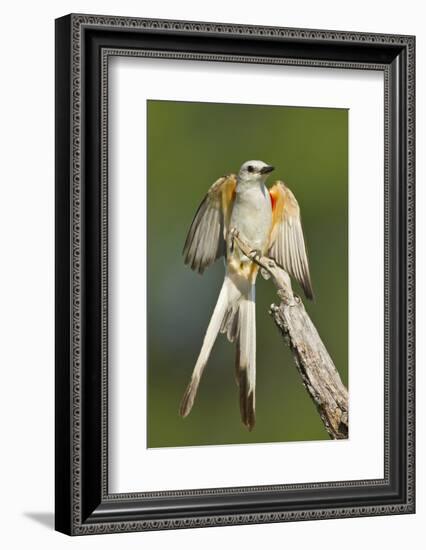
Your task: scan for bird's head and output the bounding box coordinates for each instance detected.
[237,160,275,186]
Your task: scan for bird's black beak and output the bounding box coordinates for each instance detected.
[260,165,274,174]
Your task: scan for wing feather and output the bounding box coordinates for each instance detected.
[268,181,314,300]
[183,174,237,274]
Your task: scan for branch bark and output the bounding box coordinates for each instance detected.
[232,230,349,440]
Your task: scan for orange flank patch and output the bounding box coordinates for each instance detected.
[221,174,237,230]
[269,188,277,212]
[269,184,285,237]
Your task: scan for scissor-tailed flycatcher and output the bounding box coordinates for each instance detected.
[180,160,313,430]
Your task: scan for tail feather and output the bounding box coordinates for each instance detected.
[179,376,201,418]
[219,304,240,343]
[179,272,256,431]
[179,274,242,417]
[235,286,256,431]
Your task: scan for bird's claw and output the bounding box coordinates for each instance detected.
[248,249,262,263]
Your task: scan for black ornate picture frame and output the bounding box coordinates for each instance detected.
[55,13,415,535]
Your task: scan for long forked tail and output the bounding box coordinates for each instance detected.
[179,272,255,429]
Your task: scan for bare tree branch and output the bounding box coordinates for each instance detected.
[231,230,349,440]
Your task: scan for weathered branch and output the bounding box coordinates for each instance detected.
[232,230,349,440]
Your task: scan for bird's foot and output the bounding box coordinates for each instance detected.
[247,248,262,263]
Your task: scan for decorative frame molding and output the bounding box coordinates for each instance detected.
[55,14,415,535]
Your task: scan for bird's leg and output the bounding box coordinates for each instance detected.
[230,229,262,265]
[229,227,238,253]
[231,231,297,305]
[232,231,268,272]
[248,248,271,280]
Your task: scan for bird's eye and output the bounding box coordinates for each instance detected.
[247,165,254,173]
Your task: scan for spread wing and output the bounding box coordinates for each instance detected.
[183,174,237,274]
[268,181,314,300]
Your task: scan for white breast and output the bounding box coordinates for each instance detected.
[230,183,272,253]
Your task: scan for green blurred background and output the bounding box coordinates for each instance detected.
[147,100,348,447]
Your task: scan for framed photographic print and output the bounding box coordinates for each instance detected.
[55,14,415,535]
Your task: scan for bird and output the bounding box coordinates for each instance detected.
[179,160,313,431]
